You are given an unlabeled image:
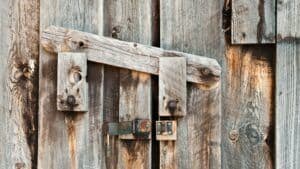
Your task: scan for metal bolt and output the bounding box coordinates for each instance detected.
[167,100,178,113]
[66,95,76,107]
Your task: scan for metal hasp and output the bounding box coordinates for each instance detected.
[156,121,177,140]
[108,119,152,140]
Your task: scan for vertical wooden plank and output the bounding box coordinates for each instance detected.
[102,0,153,168]
[39,0,105,169]
[160,0,223,168]
[57,53,88,112]
[159,57,186,117]
[0,0,39,168]
[222,45,274,169]
[276,41,300,169]
[232,0,275,44]
[276,0,300,168]
[277,0,300,40]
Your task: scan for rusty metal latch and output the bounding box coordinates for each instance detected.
[156,121,177,140]
[108,119,151,139]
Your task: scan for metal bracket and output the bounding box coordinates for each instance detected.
[108,119,151,139]
[156,120,177,140]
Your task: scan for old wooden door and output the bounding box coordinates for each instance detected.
[38,26,221,169]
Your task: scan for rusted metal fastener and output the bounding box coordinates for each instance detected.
[66,95,76,107]
[167,100,178,113]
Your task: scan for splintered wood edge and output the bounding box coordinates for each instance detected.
[41,26,221,87]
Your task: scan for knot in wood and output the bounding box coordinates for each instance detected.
[229,130,239,142]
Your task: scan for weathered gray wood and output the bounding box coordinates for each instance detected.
[160,0,223,168]
[277,0,300,41]
[41,26,221,85]
[232,0,275,43]
[39,0,106,168]
[102,0,153,168]
[276,41,300,169]
[57,53,88,112]
[276,0,300,168]
[0,0,39,168]
[159,57,186,116]
[160,0,224,62]
[222,45,274,169]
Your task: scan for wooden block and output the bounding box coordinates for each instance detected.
[159,57,186,116]
[156,121,177,141]
[232,0,275,43]
[57,52,88,111]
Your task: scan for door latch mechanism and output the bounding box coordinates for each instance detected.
[107,119,151,139]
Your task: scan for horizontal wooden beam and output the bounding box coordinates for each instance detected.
[41,26,221,85]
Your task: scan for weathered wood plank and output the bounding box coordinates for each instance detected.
[57,53,88,112]
[41,26,221,85]
[160,0,223,168]
[160,0,224,62]
[102,0,153,168]
[39,0,105,168]
[232,0,275,43]
[277,0,300,41]
[275,0,299,168]
[222,45,274,169]
[276,41,300,169]
[159,57,186,117]
[0,0,39,168]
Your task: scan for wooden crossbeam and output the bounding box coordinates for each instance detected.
[41,26,221,86]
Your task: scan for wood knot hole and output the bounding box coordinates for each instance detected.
[167,99,179,114]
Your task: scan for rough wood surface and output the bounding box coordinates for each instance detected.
[277,0,300,41]
[0,0,39,168]
[102,0,153,168]
[38,0,106,168]
[160,0,224,62]
[41,26,221,85]
[232,0,275,43]
[276,0,300,167]
[57,53,88,112]
[160,0,223,168]
[276,41,300,169]
[159,57,186,116]
[222,45,274,169]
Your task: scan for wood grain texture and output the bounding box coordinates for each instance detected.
[276,41,300,169]
[57,53,88,112]
[41,26,221,85]
[232,0,275,43]
[0,0,39,168]
[277,0,300,41]
[222,45,274,169]
[39,0,106,168]
[159,57,186,116]
[102,0,153,168]
[160,0,223,168]
[160,0,224,62]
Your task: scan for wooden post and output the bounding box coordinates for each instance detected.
[0,0,39,168]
